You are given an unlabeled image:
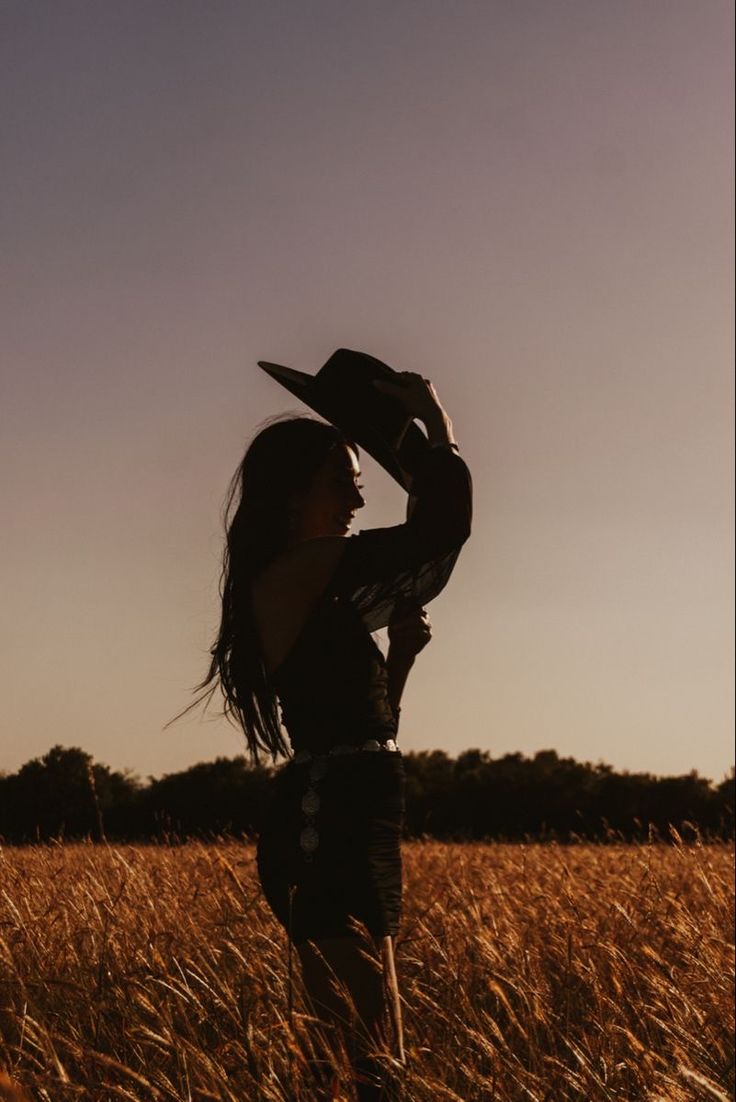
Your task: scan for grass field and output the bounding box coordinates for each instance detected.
[0,840,732,1101]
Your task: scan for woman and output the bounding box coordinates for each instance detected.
[197,367,471,1100]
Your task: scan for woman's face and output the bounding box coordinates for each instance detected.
[290,444,365,541]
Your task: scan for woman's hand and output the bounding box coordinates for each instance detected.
[387,598,432,661]
[372,372,456,448]
[386,598,432,719]
[372,372,444,424]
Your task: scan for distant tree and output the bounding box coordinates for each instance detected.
[713,767,735,835]
[403,750,454,836]
[0,745,138,842]
[139,756,272,839]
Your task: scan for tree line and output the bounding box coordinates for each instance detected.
[0,744,732,844]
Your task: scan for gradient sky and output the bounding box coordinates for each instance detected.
[2,1,733,783]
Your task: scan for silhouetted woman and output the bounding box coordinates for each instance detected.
[195,367,471,1100]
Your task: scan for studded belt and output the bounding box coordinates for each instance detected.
[291,738,399,765]
[288,739,400,858]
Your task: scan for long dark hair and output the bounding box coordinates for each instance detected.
[175,415,357,763]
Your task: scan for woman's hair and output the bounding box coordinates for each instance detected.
[178,415,357,763]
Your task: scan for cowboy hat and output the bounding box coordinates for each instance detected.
[257,348,429,490]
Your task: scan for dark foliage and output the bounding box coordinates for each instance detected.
[0,745,732,844]
[135,756,272,839]
[401,749,734,841]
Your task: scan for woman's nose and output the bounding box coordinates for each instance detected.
[352,485,365,509]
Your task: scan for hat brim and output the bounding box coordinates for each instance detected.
[257,358,427,490]
[257,362,313,397]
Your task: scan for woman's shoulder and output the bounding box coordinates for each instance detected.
[252,537,352,672]
[253,536,350,602]
[251,537,352,673]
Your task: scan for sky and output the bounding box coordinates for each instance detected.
[1,1,733,784]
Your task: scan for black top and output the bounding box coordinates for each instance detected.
[271,446,472,755]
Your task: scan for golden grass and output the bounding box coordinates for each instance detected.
[0,840,732,1101]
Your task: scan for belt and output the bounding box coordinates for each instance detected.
[291,738,399,765]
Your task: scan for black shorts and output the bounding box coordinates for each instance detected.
[256,750,405,945]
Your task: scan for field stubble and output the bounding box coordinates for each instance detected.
[0,840,732,1102]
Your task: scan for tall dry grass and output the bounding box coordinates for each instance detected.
[0,839,732,1101]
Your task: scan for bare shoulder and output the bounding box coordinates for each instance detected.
[252,537,350,672]
[253,536,349,603]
